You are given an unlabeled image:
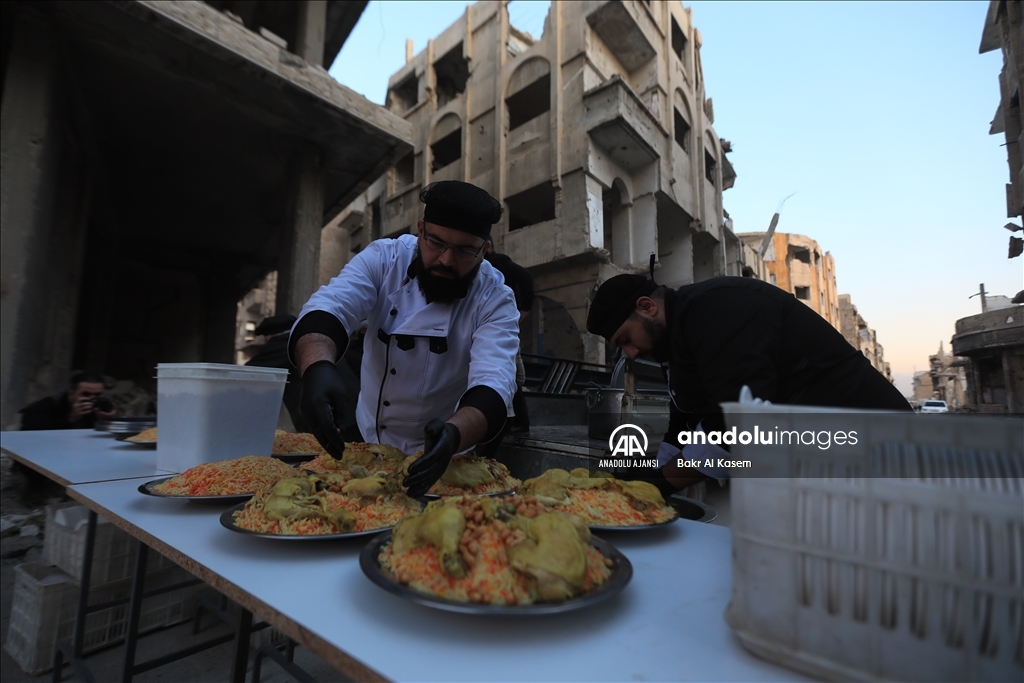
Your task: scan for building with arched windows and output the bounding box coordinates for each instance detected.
[327,0,753,365]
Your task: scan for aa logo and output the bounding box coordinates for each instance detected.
[608,424,648,457]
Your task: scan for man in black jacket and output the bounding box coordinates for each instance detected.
[19,371,115,430]
[587,275,910,489]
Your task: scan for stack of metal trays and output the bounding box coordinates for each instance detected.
[94,417,156,439]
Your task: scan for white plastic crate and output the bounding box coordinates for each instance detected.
[3,563,79,675]
[43,502,175,585]
[721,403,1024,682]
[3,561,205,675]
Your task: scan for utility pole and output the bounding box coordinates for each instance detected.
[968,283,988,313]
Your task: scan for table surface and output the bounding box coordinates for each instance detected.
[66,476,809,683]
[1,429,168,485]
[4,429,808,682]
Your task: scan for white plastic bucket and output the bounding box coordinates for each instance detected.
[155,363,288,473]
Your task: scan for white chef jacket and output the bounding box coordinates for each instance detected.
[292,234,520,455]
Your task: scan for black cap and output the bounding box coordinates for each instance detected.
[586,275,657,341]
[254,314,297,337]
[420,181,502,239]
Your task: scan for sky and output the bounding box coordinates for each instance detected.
[329,1,1022,396]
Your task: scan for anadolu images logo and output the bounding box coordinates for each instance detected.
[608,424,648,457]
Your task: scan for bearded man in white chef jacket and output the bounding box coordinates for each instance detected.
[288,181,520,497]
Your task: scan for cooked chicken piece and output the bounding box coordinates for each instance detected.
[316,472,348,488]
[339,448,376,469]
[326,507,357,532]
[522,468,609,502]
[346,464,371,480]
[262,477,324,521]
[398,455,419,477]
[342,475,387,499]
[369,442,407,462]
[392,500,467,578]
[507,512,589,601]
[440,459,497,488]
[612,479,666,510]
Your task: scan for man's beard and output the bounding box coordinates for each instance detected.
[414,254,481,304]
[639,315,671,362]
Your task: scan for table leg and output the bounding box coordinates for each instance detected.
[230,608,253,683]
[121,541,149,683]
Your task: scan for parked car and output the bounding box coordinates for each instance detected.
[920,400,949,414]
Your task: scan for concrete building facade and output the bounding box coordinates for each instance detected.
[329,0,747,365]
[951,306,1024,413]
[0,1,412,428]
[980,0,1023,258]
[837,294,893,382]
[738,232,841,330]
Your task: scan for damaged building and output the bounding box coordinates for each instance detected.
[980,0,1024,259]
[0,1,412,428]
[837,294,893,382]
[738,232,841,330]
[327,0,746,365]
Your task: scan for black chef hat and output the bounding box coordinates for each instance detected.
[254,314,296,337]
[420,181,503,239]
[586,275,658,341]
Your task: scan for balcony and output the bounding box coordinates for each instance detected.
[583,76,663,171]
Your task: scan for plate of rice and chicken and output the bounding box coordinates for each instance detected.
[520,468,679,530]
[299,443,520,498]
[138,456,299,503]
[360,493,632,614]
[221,471,422,539]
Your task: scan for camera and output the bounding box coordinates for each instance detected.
[89,397,115,413]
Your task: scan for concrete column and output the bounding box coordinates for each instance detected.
[295,1,327,66]
[629,193,657,270]
[277,144,324,318]
[0,12,60,428]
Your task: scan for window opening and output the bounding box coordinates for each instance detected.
[704,150,716,185]
[387,74,418,114]
[671,18,687,62]
[244,321,256,341]
[788,246,811,264]
[430,128,462,172]
[674,109,690,152]
[434,44,469,108]
[506,182,556,231]
[506,74,550,131]
[794,286,810,300]
[393,154,414,191]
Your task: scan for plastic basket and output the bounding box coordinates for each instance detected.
[43,502,174,585]
[3,563,79,675]
[3,561,204,675]
[721,404,1024,682]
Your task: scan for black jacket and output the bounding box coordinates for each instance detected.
[662,277,910,441]
[20,393,96,430]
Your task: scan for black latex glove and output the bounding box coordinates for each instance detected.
[404,419,462,498]
[299,359,354,459]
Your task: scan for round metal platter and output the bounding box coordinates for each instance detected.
[218,503,393,540]
[96,417,156,435]
[588,510,680,532]
[137,477,254,504]
[359,531,633,615]
[422,488,515,500]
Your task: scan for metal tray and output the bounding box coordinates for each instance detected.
[271,454,320,465]
[360,531,632,615]
[137,477,254,504]
[96,417,156,436]
[587,509,680,532]
[219,503,392,540]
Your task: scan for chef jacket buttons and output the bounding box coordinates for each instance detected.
[390,308,397,316]
[390,368,396,375]
[383,401,390,407]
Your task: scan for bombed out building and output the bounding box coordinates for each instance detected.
[329,0,746,365]
[0,1,412,428]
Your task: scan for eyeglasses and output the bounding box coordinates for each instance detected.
[421,231,487,260]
